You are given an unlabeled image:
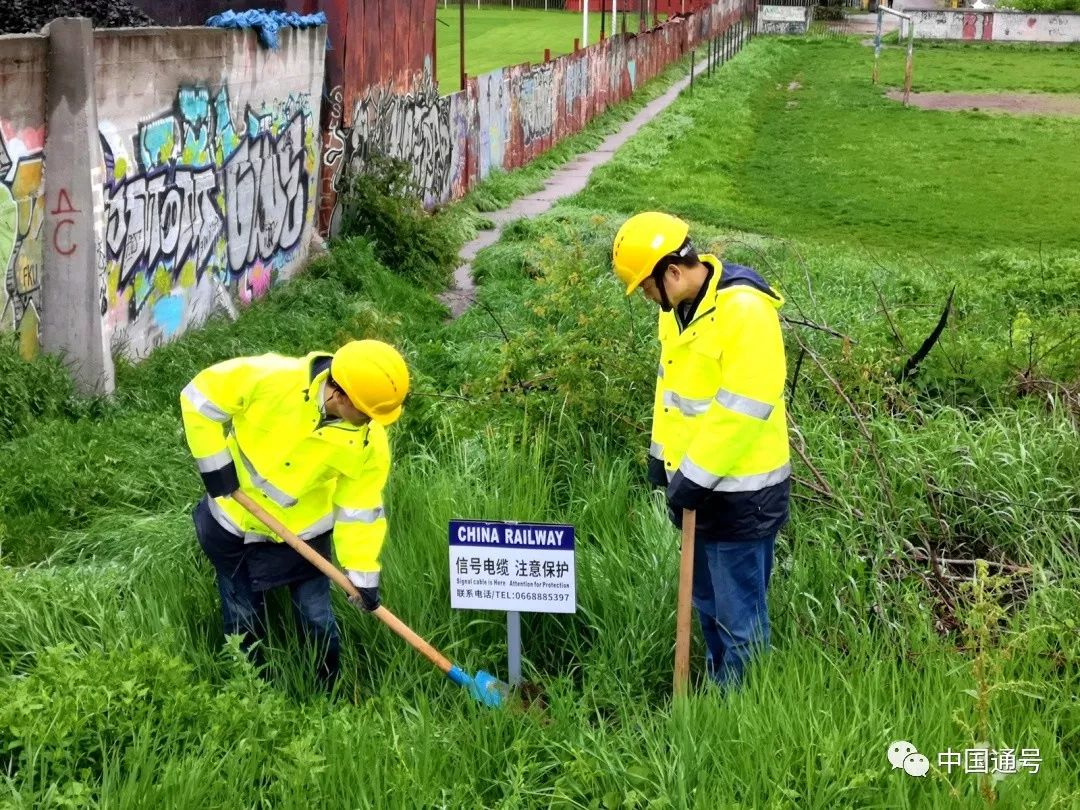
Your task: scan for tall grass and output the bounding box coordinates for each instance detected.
[0,35,1077,809]
[2,416,1075,807]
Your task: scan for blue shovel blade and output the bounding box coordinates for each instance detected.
[470,670,508,708]
[448,666,507,708]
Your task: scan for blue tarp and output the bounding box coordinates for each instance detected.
[205,10,328,50]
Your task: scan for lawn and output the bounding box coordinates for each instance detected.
[575,38,1080,254]
[435,6,641,92]
[1,35,1077,809]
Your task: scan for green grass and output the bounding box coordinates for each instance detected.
[575,38,1080,254]
[876,40,1080,94]
[435,6,647,92]
[1006,0,1080,12]
[1,34,1078,809]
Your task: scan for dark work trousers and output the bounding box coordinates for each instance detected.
[691,531,777,689]
[192,497,341,691]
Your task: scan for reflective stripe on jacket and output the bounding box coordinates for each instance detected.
[651,257,791,539]
[180,352,390,579]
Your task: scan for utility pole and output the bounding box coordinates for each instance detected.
[460,0,466,91]
[582,0,589,48]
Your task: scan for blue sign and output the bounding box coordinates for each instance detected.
[449,519,575,551]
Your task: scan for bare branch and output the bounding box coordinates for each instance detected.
[898,287,954,382]
[791,329,895,511]
[782,316,855,342]
[872,280,908,352]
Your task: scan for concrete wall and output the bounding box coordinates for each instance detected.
[0,23,325,388]
[95,27,325,359]
[906,9,1080,42]
[326,0,754,225]
[2,3,756,386]
[0,34,47,359]
[758,4,811,35]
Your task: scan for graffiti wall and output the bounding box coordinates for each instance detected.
[289,0,438,231]
[332,0,747,210]
[904,9,1080,43]
[339,76,454,210]
[94,27,324,358]
[0,3,747,379]
[0,36,46,359]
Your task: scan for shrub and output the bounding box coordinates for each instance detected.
[335,156,461,289]
[0,336,80,443]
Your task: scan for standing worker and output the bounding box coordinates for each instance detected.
[612,212,790,689]
[180,340,409,690]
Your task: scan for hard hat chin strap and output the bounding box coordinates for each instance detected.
[650,237,694,313]
[652,266,674,313]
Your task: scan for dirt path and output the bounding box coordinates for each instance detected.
[888,90,1080,116]
[440,48,727,318]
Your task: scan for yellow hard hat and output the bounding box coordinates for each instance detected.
[611,212,691,295]
[331,340,410,426]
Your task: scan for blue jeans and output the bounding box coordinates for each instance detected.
[691,532,776,688]
[193,498,341,690]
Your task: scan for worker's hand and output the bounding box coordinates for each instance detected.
[348,587,380,612]
[346,570,380,611]
[666,470,707,512]
[647,456,668,489]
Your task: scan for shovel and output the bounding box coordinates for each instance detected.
[232,490,506,708]
[673,509,696,698]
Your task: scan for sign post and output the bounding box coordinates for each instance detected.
[449,519,576,688]
[507,610,522,686]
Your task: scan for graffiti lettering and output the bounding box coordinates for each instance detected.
[224,113,307,273]
[519,64,555,146]
[563,59,588,107]
[0,125,44,357]
[324,84,347,185]
[103,159,223,289]
[448,91,472,200]
[50,188,80,257]
[99,84,315,355]
[344,76,454,207]
[102,86,311,309]
[53,220,76,256]
[50,188,79,216]
[477,71,508,178]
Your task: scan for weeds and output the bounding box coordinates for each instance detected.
[0,36,1077,808]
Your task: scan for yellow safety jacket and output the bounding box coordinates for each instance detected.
[180,352,390,583]
[649,257,791,540]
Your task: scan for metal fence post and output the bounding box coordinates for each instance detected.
[903,18,915,104]
[872,9,883,85]
[460,0,467,92]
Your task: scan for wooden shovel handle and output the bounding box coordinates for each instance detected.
[230,490,454,675]
[674,508,696,697]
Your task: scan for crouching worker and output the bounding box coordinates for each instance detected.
[180,340,409,690]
